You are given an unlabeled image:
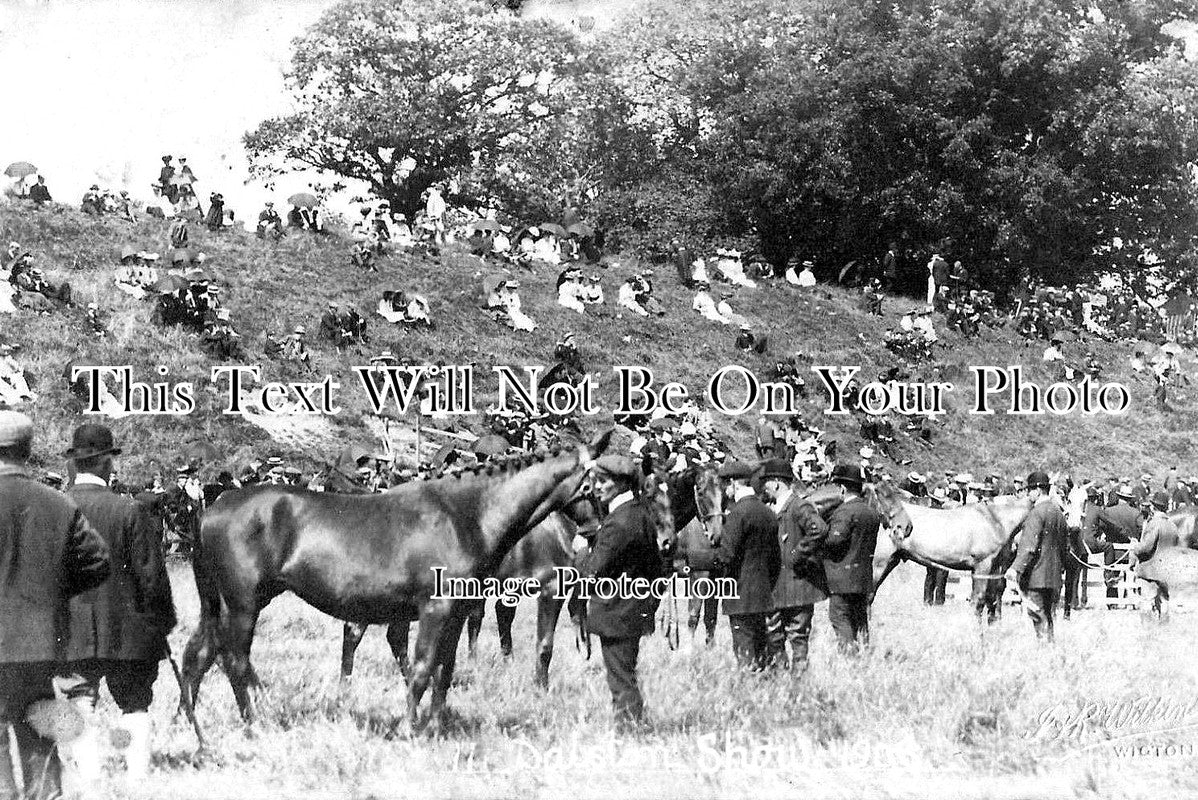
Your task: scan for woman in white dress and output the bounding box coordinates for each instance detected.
[692,282,731,324]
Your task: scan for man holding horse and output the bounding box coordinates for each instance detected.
[823,464,881,650]
[759,459,829,670]
[713,460,780,670]
[58,424,176,788]
[1087,485,1143,602]
[1012,471,1069,641]
[1132,491,1181,619]
[0,411,111,800]
[580,454,664,732]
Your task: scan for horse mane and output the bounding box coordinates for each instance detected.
[413,443,567,488]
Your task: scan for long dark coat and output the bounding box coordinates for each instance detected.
[822,497,880,595]
[582,498,663,639]
[1012,499,1068,590]
[715,494,780,616]
[772,492,830,608]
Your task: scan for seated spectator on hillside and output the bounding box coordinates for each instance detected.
[557,267,587,313]
[176,184,203,218]
[319,301,342,341]
[283,325,313,369]
[206,193,226,231]
[81,184,104,214]
[716,289,747,328]
[263,329,286,359]
[372,203,393,244]
[795,261,817,287]
[110,189,138,223]
[913,306,937,345]
[634,272,664,315]
[1042,337,1065,367]
[377,290,431,327]
[532,232,561,265]
[693,281,731,324]
[581,274,605,307]
[146,181,175,219]
[0,278,14,314]
[257,202,285,240]
[28,175,51,207]
[85,302,107,338]
[12,260,72,307]
[735,323,767,354]
[351,241,378,272]
[169,215,190,252]
[487,278,537,332]
[0,344,35,406]
[861,279,885,315]
[715,249,756,288]
[690,257,711,286]
[555,332,586,374]
[202,309,245,359]
[618,275,649,316]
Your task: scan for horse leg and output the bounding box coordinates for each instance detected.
[534,594,563,689]
[386,619,412,679]
[180,616,220,714]
[427,611,468,737]
[466,601,484,659]
[407,604,451,732]
[341,622,368,680]
[873,551,905,593]
[219,609,263,723]
[496,600,517,657]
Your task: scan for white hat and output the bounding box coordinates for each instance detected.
[859,446,874,459]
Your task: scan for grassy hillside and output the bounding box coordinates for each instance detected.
[2,204,1194,482]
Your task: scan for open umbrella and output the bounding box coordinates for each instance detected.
[566,222,594,238]
[482,273,508,295]
[431,442,461,468]
[648,417,679,430]
[184,442,220,463]
[4,162,36,179]
[469,219,502,233]
[472,434,510,456]
[168,173,194,187]
[1161,342,1184,356]
[1050,330,1077,343]
[337,443,374,468]
[152,274,190,292]
[539,223,568,238]
[287,192,318,208]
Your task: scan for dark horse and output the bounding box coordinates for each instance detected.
[181,431,611,732]
[339,491,601,687]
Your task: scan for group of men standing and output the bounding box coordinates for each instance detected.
[0,414,175,799]
[574,456,882,732]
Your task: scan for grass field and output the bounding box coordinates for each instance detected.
[62,561,1198,800]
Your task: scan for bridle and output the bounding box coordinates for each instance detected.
[692,477,722,545]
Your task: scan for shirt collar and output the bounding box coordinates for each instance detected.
[733,485,756,502]
[608,490,635,514]
[73,473,108,487]
[0,463,29,479]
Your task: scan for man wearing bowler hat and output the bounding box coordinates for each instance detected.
[713,460,780,669]
[59,424,176,787]
[1012,471,1068,640]
[578,455,663,731]
[823,463,881,650]
[1088,483,1143,603]
[0,412,110,800]
[759,458,832,670]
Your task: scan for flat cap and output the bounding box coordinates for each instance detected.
[594,454,638,480]
[0,411,33,449]
[1150,490,1170,511]
[1025,471,1051,490]
[718,460,756,480]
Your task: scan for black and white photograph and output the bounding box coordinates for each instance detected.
[1,0,1198,797]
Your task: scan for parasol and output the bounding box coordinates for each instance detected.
[4,162,36,179]
[287,192,318,208]
[538,223,568,238]
[472,434,510,456]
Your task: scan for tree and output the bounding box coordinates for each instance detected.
[245,0,599,219]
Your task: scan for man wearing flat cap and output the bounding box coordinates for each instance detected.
[712,460,779,669]
[579,454,663,731]
[760,459,833,670]
[58,424,176,787]
[1086,484,1143,603]
[823,463,881,650]
[1012,471,1068,640]
[1133,491,1181,619]
[0,412,110,800]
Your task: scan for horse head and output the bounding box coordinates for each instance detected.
[511,428,613,535]
[864,481,914,543]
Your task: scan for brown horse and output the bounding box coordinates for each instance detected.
[339,490,601,687]
[181,431,611,732]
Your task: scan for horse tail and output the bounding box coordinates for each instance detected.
[191,509,223,625]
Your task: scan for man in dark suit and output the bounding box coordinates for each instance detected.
[823,464,881,650]
[713,461,780,670]
[579,455,663,731]
[881,242,898,293]
[1087,485,1143,601]
[0,412,110,800]
[759,460,833,670]
[1012,471,1068,640]
[28,175,51,208]
[58,424,176,786]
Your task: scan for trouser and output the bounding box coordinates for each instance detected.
[923,567,948,605]
[1023,587,1059,641]
[0,663,62,800]
[766,605,814,669]
[687,571,718,642]
[1063,556,1087,613]
[727,613,770,670]
[58,659,159,713]
[1102,541,1129,596]
[599,636,643,730]
[828,594,870,650]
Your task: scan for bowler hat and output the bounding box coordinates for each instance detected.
[63,424,122,460]
[1025,471,1051,490]
[718,460,756,480]
[0,411,34,449]
[832,463,866,488]
[758,459,794,481]
[1150,490,1170,511]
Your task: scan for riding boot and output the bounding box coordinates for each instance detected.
[116,712,152,781]
[58,697,102,798]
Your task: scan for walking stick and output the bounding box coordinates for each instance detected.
[167,651,206,750]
